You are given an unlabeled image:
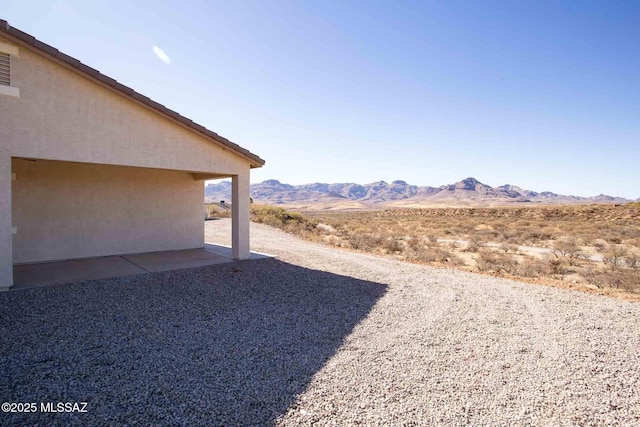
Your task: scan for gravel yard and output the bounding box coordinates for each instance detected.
[1,219,639,426]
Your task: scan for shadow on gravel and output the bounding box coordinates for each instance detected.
[0,258,387,426]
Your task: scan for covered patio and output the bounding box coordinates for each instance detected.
[12,243,273,290]
[0,21,265,291]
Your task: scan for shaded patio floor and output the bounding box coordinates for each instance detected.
[12,243,273,290]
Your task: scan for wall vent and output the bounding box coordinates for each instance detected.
[0,53,10,86]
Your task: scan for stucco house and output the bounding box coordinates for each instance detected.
[0,20,265,291]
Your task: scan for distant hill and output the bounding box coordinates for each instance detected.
[205,177,632,208]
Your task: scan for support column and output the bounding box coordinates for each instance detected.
[231,171,250,260]
[0,152,13,291]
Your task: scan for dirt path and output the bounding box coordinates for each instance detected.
[207,219,640,425]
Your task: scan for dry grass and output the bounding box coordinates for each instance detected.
[205,203,231,219]
[249,204,640,300]
[250,205,319,238]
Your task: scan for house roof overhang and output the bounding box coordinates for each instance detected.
[0,19,265,169]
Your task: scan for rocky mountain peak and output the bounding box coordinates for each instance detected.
[204,177,630,206]
[263,179,282,186]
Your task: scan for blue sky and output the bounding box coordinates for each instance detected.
[4,0,639,198]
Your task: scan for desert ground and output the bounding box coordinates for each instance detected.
[1,218,638,425]
[246,204,640,300]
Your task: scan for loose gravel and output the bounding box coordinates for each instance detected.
[0,219,638,426]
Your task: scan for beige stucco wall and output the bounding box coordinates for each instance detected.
[0,34,251,175]
[12,158,204,264]
[0,35,256,289]
[0,152,12,287]
[232,173,251,259]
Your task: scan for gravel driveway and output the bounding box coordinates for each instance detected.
[1,219,639,426]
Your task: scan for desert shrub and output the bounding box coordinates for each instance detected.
[517,257,551,278]
[522,228,555,245]
[322,235,342,246]
[420,248,444,263]
[447,254,466,267]
[624,252,640,270]
[497,253,520,274]
[492,222,508,232]
[521,231,538,246]
[205,203,231,219]
[406,236,422,251]
[424,234,439,248]
[465,235,485,252]
[475,249,497,272]
[348,233,383,251]
[475,250,520,274]
[382,238,404,254]
[583,267,640,292]
[475,249,500,273]
[405,247,428,262]
[602,245,630,271]
[582,268,610,289]
[250,205,318,234]
[480,230,502,241]
[499,228,523,244]
[346,234,363,250]
[466,241,480,252]
[604,234,623,244]
[609,270,640,291]
[542,254,566,276]
[408,246,461,265]
[592,240,608,251]
[407,246,437,263]
[551,237,583,262]
[330,224,349,237]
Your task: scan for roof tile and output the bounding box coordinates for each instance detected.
[32,40,59,56]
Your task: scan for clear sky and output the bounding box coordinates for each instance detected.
[4,0,639,198]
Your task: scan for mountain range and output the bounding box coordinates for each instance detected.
[205,177,632,209]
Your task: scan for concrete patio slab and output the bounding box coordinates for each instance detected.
[11,246,275,291]
[204,243,274,260]
[13,256,147,290]
[123,248,231,273]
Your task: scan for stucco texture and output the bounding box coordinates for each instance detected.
[0,31,259,287]
[0,35,251,175]
[12,158,204,264]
